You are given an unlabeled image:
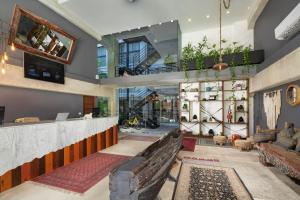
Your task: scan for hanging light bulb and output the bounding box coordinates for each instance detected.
[1,67,5,75]
[1,57,5,64]
[11,43,16,51]
[4,52,8,61]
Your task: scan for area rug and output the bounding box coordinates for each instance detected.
[33,153,131,193]
[183,156,219,162]
[121,135,160,142]
[182,137,197,152]
[174,163,253,200]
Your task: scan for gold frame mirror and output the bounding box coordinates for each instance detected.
[9,5,77,64]
[286,84,300,106]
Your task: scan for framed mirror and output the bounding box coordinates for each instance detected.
[286,84,300,106]
[9,5,76,64]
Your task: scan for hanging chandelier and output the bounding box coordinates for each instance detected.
[213,0,230,71]
[0,19,15,75]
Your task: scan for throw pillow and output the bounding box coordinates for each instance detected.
[254,132,276,143]
[275,137,297,149]
[293,132,300,152]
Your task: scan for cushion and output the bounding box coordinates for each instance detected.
[278,126,295,138]
[296,142,300,152]
[254,132,276,143]
[275,137,296,149]
[293,132,300,152]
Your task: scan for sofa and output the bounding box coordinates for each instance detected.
[255,122,300,180]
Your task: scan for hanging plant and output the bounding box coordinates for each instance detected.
[242,45,251,74]
[208,43,220,64]
[182,43,195,80]
[195,36,208,77]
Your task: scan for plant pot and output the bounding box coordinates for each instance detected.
[183,50,264,71]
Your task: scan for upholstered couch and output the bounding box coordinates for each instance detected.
[254,123,300,180]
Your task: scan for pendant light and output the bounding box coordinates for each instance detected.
[213,0,229,71]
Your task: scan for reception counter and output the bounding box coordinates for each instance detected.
[0,116,119,193]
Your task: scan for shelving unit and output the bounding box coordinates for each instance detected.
[179,79,249,138]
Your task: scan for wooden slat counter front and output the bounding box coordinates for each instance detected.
[0,116,119,193]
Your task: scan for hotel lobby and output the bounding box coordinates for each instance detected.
[0,0,300,199]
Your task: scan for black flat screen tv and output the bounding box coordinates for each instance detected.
[24,52,65,84]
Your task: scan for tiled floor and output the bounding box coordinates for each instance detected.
[0,140,299,200]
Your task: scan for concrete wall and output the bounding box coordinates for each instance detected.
[254,0,300,72]
[0,0,117,122]
[0,0,98,83]
[254,79,300,130]
[0,86,83,123]
[252,0,300,131]
[182,20,254,49]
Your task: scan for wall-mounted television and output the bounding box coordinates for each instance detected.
[24,52,65,84]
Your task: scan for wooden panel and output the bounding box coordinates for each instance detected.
[12,167,21,187]
[106,129,110,148]
[45,152,53,174]
[0,170,12,192]
[96,132,102,151]
[83,96,96,114]
[110,127,113,146]
[53,149,64,169]
[21,163,31,183]
[91,135,97,153]
[101,132,106,149]
[0,125,116,193]
[86,137,92,156]
[64,146,71,166]
[73,142,80,161]
[113,125,118,145]
[30,158,40,179]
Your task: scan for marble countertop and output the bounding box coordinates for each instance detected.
[0,116,119,176]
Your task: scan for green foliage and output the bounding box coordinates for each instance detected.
[181,37,253,80]
[164,54,176,65]
[182,43,195,80]
[242,45,252,74]
[194,36,208,77]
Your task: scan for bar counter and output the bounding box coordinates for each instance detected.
[0,116,118,192]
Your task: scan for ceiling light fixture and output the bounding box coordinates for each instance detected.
[206,15,210,19]
[148,25,151,27]
[159,22,162,25]
[188,18,192,22]
[226,10,230,14]
[170,20,174,22]
[213,0,230,71]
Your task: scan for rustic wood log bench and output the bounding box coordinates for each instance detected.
[109,129,183,200]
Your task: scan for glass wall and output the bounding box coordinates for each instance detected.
[97,44,108,78]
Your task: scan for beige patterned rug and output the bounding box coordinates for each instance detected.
[174,163,253,200]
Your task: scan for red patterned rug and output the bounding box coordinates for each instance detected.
[33,153,131,193]
[121,135,160,142]
[182,137,197,152]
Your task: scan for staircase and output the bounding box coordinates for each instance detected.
[119,87,160,128]
[118,42,161,76]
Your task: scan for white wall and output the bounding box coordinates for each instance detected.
[182,20,254,50]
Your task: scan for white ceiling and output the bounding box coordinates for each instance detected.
[40,0,260,40]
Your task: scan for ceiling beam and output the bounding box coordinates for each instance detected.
[247,0,269,29]
[39,0,102,41]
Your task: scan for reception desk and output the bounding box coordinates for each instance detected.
[0,116,119,193]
